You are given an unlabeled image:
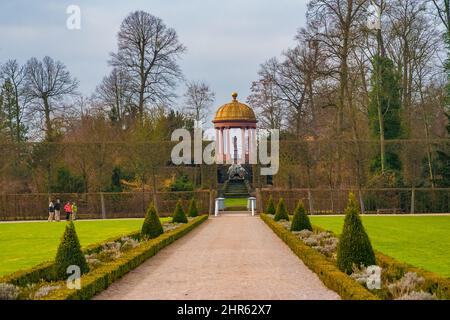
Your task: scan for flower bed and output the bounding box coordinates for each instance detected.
[264,214,450,300]
[261,214,378,300]
[312,224,450,300]
[0,215,207,300]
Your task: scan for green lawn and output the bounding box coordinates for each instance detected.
[224,198,248,207]
[0,218,170,277]
[310,216,450,278]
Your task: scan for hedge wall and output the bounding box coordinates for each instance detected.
[41,215,208,300]
[260,214,378,300]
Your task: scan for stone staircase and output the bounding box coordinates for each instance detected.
[223,180,250,198]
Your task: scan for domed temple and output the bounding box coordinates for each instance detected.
[213,92,257,165]
[213,93,257,199]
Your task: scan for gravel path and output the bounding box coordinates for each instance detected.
[94,213,340,300]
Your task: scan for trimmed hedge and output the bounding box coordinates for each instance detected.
[266,195,276,215]
[42,215,208,300]
[274,198,289,222]
[0,230,141,286]
[54,221,89,280]
[337,193,376,274]
[261,214,378,300]
[290,200,312,232]
[141,204,164,239]
[187,198,199,217]
[172,200,188,223]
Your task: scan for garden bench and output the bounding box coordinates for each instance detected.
[376,208,404,215]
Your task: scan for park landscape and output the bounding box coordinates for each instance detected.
[0,0,450,302]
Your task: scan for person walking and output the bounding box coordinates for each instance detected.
[64,201,72,221]
[48,201,55,222]
[54,199,61,222]
[71,202,78,221]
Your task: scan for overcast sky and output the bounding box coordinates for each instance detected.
[0,0,308,116]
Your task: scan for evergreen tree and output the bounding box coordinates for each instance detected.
[435,113,450,187]
[54,221,89,280]
[274,198,289,221]
[0,79,27,142]
[368,55,402,174]
[266,195,276,215]
[187,198,199,217]
[141,203,164,239]
[172,200,188,223]
[50,167,85,193]
[110,167,123,192]
[337,193,376,274]
[290,200,312,232]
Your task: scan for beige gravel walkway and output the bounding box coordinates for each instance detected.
[94,213,340,300]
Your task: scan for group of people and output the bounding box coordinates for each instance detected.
[48,199,78,222]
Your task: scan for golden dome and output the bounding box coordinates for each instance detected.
[213,93,257,123]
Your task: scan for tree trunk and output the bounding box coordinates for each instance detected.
[43,96,53,141]
[151,167,158,211]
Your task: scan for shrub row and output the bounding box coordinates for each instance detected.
[313,225,450,300]
[260,214,378,300]
[0,230,141,287]
[41,215,208,300]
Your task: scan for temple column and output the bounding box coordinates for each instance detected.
[220,128,224,163]
[226,128,231,163]
[240,127,246,164]
[216,128,223,164]
[246,127,250,162]
[249,128,257,164]
[215,128,220,162]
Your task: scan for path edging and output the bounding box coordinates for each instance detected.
[260,214,378,300]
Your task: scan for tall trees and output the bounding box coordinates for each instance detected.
[249,31,326,137]
[0,60,28,142]
[95,67,133,126]
[183,81,215,127]
[110,11,186,124]
[24,56,79,140]
[431,0,450,106]
[307,0,369,187]
[247,68,284,130]
[248,58,285,131]
[386,1,433,132]
[368,55,402,174]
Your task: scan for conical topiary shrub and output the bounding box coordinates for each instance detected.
[290,200,312,232]
[141,203,164,239]
[337,193,376,274]
[172,200,188,223]
[274,198,289,221]
[54,221,89,280]
[187,198,199,217]
[266,195,276,215]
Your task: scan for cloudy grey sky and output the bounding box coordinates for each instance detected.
[0,0,308,112]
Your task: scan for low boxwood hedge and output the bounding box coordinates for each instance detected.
[41,215,208,300]
[0,230,141,287]
[313,225,450,300]
[375,251,450,300]
[260,214,378,300]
